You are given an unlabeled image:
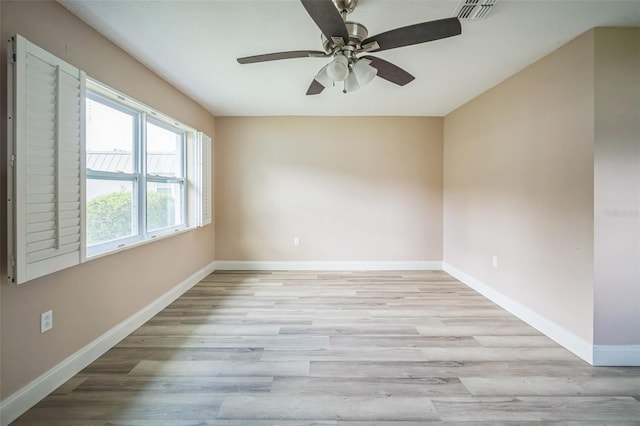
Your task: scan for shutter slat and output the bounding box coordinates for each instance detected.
[26,239,56,253]
[27,233,80,255]
[26,203,55,214]
[25,225,81,246]
[24,103,56,121]
[59,202,80,212]
[26,230,56,244]
[26,166,55,177]
[27,221,56,233]
[26,212,56,224]
[61,218,80,228]
[27,184,56,195]
[60,226,81,237]
[26,242,80,264]
[26,193,55,204]
[59,210,79,220]
[26,156,55,167]
[26,175,55,185]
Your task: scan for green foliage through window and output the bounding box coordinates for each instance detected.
[87,191,175,245]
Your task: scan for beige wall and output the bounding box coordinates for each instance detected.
[593,28,640,346]
[215,117,443,262]
[0,1,216,398]
[443,31,596,343]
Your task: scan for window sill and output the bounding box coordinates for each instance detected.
[84,225,197,262]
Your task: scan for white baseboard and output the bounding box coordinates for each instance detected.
[593,345,640,366]
[0,260,216,426]
[215,260,442,271]
[442,262,594,365]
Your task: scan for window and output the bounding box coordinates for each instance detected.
[145,120,186,233]
[8,34,212,284]
[85,86,188,257]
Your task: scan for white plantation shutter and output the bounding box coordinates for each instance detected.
[8,35,85,284]
[195,132,212,227]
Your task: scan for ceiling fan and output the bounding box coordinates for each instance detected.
[237,0,462,95]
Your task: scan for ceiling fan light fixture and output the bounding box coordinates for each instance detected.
[343,70,360,93]
[352,59,377,86]
[326,54,349,81]
[314,64,334,88]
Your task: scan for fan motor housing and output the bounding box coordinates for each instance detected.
[322,21,368,53]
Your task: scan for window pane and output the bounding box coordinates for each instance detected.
[86,97,135,173]
[147,182,182,232]
[87,179,137,245]
[146,122,183,177]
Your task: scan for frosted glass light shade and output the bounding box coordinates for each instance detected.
[314,64,333,88]
[352,60,377,86]
[343,71,360,93]
[326,54,349,81]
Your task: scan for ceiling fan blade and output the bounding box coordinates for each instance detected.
[306,79,325,95]
[361,55,415,86]
[300,0,349,44]
[238,50,328,64]
[362,17,461,52]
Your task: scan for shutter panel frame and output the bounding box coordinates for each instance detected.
[8,34,86,284]
[195,132,212,227]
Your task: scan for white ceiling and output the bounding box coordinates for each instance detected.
[59,0,640,117]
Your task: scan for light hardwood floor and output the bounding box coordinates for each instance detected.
[14,270,640,425]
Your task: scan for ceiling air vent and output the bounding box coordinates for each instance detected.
[454,0,496,20]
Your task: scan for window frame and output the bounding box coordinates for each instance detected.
[85,79,195,259]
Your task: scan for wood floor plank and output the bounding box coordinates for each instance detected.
[118,335,330,349]
[270,376,470,397]
[328,335,479,348]
[417,325,543,336]
[131,324,280,336]
[21,394,224,421]
[431,396,640,422]
[472,335,558,347]
[50,376,87,395]
[102,347,264,361]
[217,395,438,421]
[460,376,640,396]
[260,347,427,362]
[368,308,512,318]
[246,310,371,320]
[312,318,443,326]
[279,325,420,336]
[12,270,640,425]
[421,347,579,362]
[310,360,640,378]
[128,360,310,377]
[74,376,273,393]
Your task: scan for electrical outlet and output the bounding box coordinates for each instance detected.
[492,256,498,268]
[41,310,53,333]
[293,237,300,246]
